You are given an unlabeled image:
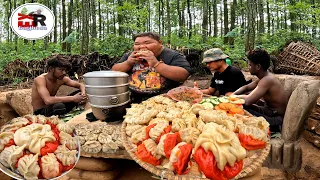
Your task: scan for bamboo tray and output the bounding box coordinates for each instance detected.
[121,121,271,180]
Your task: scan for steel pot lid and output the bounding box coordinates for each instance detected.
[83,71,129,78]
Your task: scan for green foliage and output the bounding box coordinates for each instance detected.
[63,31,78,44]
[13,77,24,85]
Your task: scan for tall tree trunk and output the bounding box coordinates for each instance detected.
[158,0,161,34]
[208,0,212,36]
[8,0,12,42]
[245,0,256,52]
[5,1,10,42]
[311,0,316,37]
[229,0,236,46]
[213,0,217,37]
[66,0,73,52]
[112,0,116,34]
[240,0,245,35]
[106,0,110,34]
[81,0,89,54]
[76,0,81,41]
[148,0,151,31]
[98,1,102,39]
[258,0,264,34]
[276,4,279,30]
[181,1,185,34]
[62,0,67,50]
[267,0,271,33]
[91,0,97,39]
[177,0,183,38]
[187,0,192,39]
[117,0,124,36]
[289,0,296,31]
[223,0,228,44]
[257,0,264,45]
[202,0,208,42]
[220,1,223,37]
[283,0,287,29]
[161,0,165,36]
[14,0,18,51]
[166,0,171,44]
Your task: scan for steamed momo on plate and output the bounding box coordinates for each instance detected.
[0,115,79,180]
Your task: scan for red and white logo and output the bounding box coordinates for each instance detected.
[10,3,54,40]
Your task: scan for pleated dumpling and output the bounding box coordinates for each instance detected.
[84,134,98,142]
[8,144,26,170]
[183,113,198,128]
[238,125,268,142]
[29,124,56,154]
[47,116,60,125]
[196,119,206,132]
[148,118,168,126]
[156,132,180,158]
[175,101,191,110]
[171,118,186,132]
[40,153,62,179]
[125,124,144,136]
[76,136,86,145]
[143,139,161,160]
[190,103,206,115]
[0,132,14,151]
[194,123,246,171]
[149,121,171,142]
[9,117,29,126]
[59,131,78,150]
[199,109,228,123]
[135,139,161,166]
[162,142,193,175]
[54,144,78,166]
[97,133,113,144]
[179,127,200,145]
[24,114,47,124]
[82,141,102,154]
[57,122,74,134]
[131,126,148,144]
[125,109,158,124]
[17,154,40,180]
[0,145,25,170]
[0,121,28,133]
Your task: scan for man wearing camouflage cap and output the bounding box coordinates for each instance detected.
[194,48,247,96]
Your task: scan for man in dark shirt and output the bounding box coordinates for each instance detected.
[112,32,192,103]
[195,48,247,96]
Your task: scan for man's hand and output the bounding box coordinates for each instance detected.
[193,81,200,90]
[73,93,86,103]
[135,50,158,67]
[126,51,142,66]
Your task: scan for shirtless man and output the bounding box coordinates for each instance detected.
[232,49,288,132]
[32,56,86,117]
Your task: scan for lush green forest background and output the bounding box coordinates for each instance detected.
[0,0,319,71]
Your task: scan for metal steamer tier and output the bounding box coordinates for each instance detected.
[83,71,130,121]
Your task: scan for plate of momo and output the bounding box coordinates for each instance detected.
[122,95,271,180]
[0,115,80,180]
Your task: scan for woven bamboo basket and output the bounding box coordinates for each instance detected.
[121,121,271,180]
[276,41,320,76]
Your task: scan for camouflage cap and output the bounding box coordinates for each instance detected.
[202,48,229,63]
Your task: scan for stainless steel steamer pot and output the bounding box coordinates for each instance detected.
[90,101,130,120]
[87,92,130,106]
[83,71,129,86]
[83,70,130,121]
[85,84,129,95]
